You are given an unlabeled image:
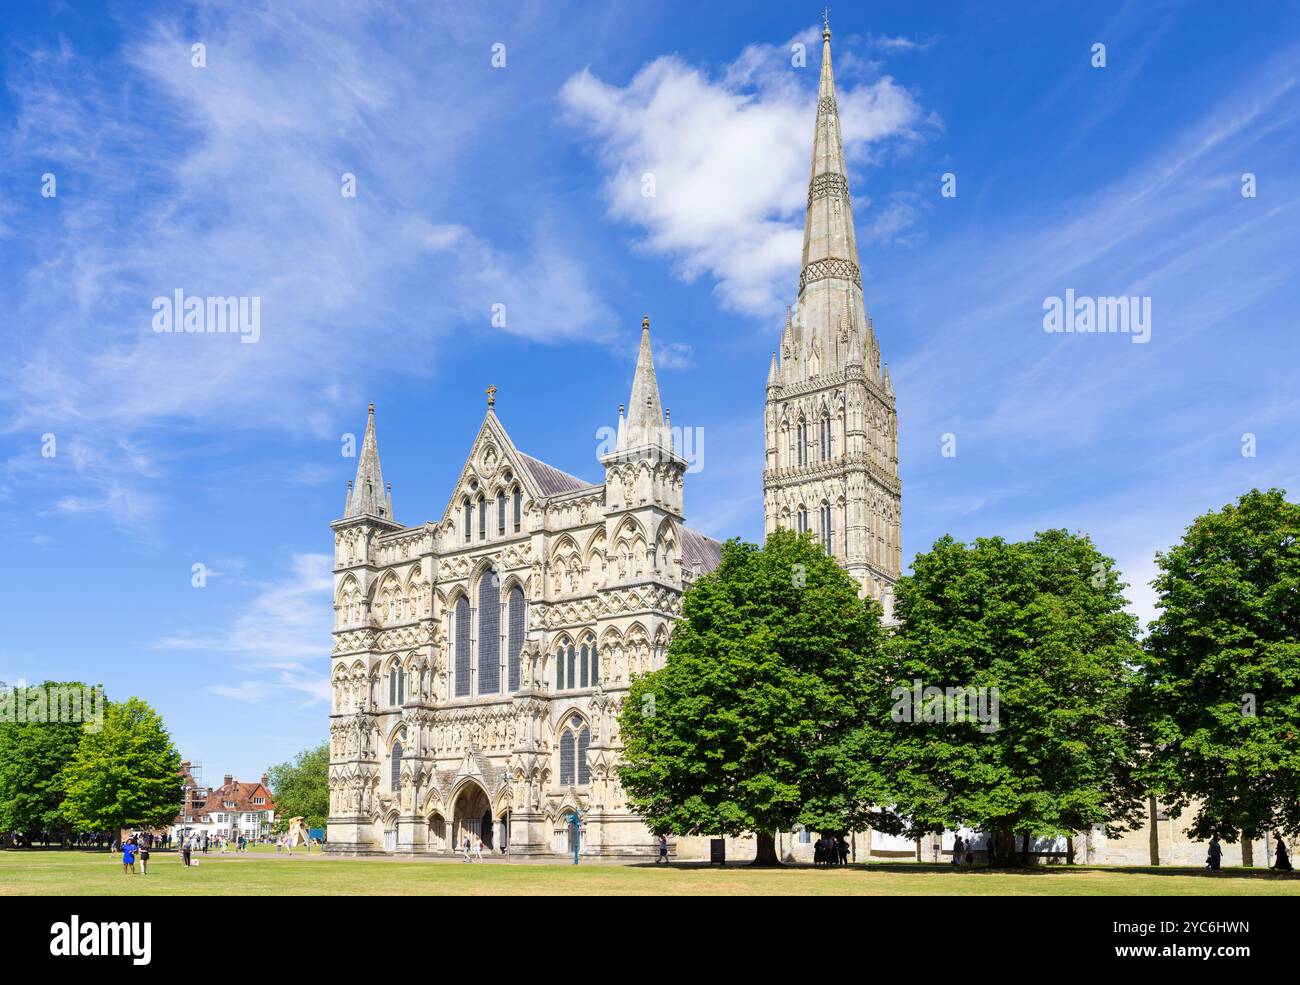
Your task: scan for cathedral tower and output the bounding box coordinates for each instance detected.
[763,18,902,612]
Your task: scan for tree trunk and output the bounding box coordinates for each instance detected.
[1020,833,1030,866]
[1066,835,1075,865]
[752,832,781,867]
[1148,795,1160,866]
[1241,834,1254,867]
[990,826,1018,867]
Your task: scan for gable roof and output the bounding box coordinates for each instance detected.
[516,452,596,497]
[681,527,723,573]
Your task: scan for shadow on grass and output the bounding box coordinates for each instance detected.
[625,859,1299,881]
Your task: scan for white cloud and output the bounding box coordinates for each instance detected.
[653,341,695,370]
[157,552,333,704]
[560,29,932,317]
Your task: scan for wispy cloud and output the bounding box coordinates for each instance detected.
[157,552,333,704]
[0,0,612,527]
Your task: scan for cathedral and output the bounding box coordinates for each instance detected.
[326,21,901,857]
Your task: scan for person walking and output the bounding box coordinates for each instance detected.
[474,837,485,862]
[139,844,150,875]
[122,838,137,875]
[656,834,669,864]
[181,839,192,867]
[462,835,472,862]
[1274,834,1293,871]
[952,834,964,866]
[837,836,850,866]
[1206,835,1222,871]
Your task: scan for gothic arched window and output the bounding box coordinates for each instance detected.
[478,573,500,695]
[797,418,808,466]
[820,413,831,461]
[454,596,471,697]
[477,496,486,540]
[391,741,403,792]
[820,501,833,553]
[556,643,567,691]
[579,642,589,688]
[567,646,577,690]
[497,491,506,535]
[512,487,522,532]
[797,506,809,534]
[388,667,404,707]
[559,716,590,786]
[462,498,472,542]
[560,729,576,785]
[507,586,525,692]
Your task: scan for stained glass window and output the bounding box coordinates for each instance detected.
[454,597,471,697]
[478,574,500,694]
[507,587,525,692]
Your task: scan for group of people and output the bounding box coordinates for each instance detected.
[119,836,150,875]
[951,835,977,867]
[1204,834,1293,871]
[460,835,488,861]
[813,835,850,866]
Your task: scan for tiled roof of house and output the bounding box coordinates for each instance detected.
[176,772,274,823]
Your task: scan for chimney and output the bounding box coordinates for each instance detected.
[223,774,233,788]
[261,772,269,788]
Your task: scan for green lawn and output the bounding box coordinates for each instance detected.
[3,850,1299,895]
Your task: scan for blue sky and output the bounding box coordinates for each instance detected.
[2,1,1297,782]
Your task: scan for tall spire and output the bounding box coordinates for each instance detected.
[621,314,667,450]
[795,18,865,376]
[344,403,392,519]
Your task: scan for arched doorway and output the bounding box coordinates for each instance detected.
[452,783,492,851]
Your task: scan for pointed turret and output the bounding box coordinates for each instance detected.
[621,315,668,450]
[792,17,866,377]
[768,351,780,387]
[345,403,392,520]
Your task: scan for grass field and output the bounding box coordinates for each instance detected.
[3,849,1299,895]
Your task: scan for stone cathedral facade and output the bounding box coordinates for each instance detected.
[327,323,721,856]
[327,23,898,857]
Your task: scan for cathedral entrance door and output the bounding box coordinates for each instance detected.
[453,784,491,850]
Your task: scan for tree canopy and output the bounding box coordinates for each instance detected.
[59,697,182,835]
[1137,488,1300,843]
[267,742,330,832]
[0,681,99,838]
[618,529,890,863]
[871,529,1145,863]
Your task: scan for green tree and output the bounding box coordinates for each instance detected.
[0,681,100,843]
[618,529,891,865]
[59,697,182,837]
[874,530,1144,865]
[267,742,330,832]
[1137,488,1300,850]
